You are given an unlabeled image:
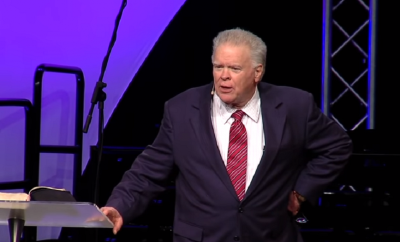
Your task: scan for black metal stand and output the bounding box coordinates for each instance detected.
[33,64,86,242]
[0,99,38,242]
[8,218,25,242]
[82,0,127,207]
[33,64,85,196]
[82,1,127,241]
[83,84,107,206]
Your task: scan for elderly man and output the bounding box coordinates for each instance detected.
[102,28,352,242]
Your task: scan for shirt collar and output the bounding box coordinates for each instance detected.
[213,88,261,124]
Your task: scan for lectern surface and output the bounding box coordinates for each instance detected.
[0,201,113,228]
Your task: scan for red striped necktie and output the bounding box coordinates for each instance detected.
[226,110,247,201]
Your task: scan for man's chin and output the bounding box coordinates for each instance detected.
[219,97,235,106]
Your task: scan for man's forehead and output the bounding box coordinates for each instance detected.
[213,46,250,62]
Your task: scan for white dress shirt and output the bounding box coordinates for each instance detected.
[211,88,265,191]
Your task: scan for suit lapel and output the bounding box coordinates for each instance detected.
[189,84,239,201]
[243,83,286,201]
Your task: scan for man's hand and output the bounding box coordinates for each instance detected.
[287,191,303,216]
[101,207,123,235]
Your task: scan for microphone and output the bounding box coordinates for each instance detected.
[211,85,215,95]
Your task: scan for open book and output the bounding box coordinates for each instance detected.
[0,186,67,201]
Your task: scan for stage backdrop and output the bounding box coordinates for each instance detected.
[0,0,185,240]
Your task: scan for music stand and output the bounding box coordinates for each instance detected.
[0,201,113,242]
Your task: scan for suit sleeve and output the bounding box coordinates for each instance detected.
[106,101,175,223]
[294,93,353,205]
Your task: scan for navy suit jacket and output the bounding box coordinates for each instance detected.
[106,82,352,242]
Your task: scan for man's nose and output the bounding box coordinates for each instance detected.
[221,68,230,80]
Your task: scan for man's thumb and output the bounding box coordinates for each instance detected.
[113,220,123,235]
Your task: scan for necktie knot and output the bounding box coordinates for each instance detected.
[232,110,245,121]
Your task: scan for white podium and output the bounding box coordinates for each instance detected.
[0,201,113,242]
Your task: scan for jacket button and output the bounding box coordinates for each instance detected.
[238,207,244,213]
[233,236,240,241]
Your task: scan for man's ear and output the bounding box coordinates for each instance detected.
[255,65,263,83]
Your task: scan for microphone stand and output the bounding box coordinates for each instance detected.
[82,0,127,241]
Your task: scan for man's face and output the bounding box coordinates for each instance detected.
[212,43,263,108]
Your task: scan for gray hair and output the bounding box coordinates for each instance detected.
[211,28,267,75]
